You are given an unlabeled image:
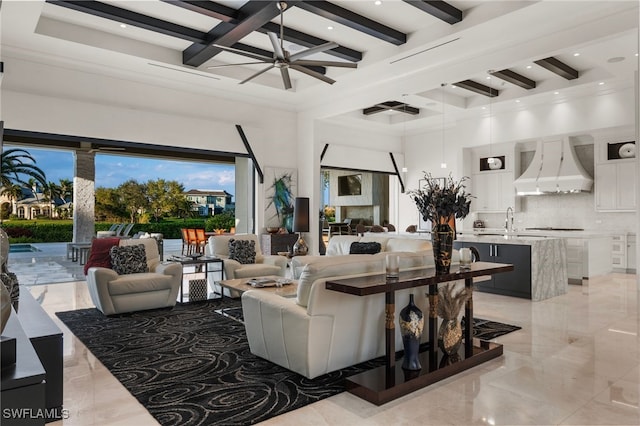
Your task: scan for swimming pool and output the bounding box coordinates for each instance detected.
[9,244,41,253]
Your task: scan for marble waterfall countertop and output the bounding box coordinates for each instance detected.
[456,234,568,302]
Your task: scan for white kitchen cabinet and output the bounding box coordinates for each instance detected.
[611,234,627,271]
[595,161,636,211]
[627,234,636,273]
[471,172,517,213]
[565,236,612,284]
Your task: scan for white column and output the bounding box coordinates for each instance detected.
[73,150,95,243]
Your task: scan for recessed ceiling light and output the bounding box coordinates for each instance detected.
[598,81,605,85]
[327,26,334,30]
[451,85,457,88]
[515,99,521,103]
[526,65,532,69]
[374,0,382,5]
[481,106,486,110]
[120,23,127,28]
[554,91,559,95]
[486,76,491,80]
[573,53,580,57]
[636,53,639,57]
[607,56,625,63]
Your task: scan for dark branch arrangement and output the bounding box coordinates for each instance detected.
[408,172,473,223]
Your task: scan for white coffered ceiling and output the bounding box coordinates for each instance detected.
[1,0,638,135]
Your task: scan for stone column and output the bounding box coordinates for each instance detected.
[73,150,95,243]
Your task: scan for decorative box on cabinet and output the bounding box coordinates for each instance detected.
[260,233,299,255]
[1,312,47,426]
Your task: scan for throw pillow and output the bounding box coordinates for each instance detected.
[109,244,148,275]
[84,237,121,275]
[349,241,382,255]
[228,239,256,264]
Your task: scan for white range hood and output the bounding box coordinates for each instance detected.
[514,138,593,195]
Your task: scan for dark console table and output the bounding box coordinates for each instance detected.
[260,233,298,255]
[326,261,514,405]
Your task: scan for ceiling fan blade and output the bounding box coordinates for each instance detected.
[239,64,275,85]
[208,61,270,69]
[290,42,339,61]
[293,59,357,69]
[268,32,285,60]
[212,44,272,62]
[280,67,292,90]
[290,64,336,85]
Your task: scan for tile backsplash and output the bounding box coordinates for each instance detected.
[472,191,636,234]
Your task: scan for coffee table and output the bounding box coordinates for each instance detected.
[216,276,297,322]
[217,276,297,299]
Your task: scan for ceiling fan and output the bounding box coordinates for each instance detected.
[207,1,357,90]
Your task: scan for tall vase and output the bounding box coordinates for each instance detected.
[399,294,424,371]
[432,222,454,274]
[438,318,463,356]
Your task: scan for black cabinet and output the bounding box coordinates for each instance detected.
[454,241,532,299]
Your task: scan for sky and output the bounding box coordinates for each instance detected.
[6,146,236,196]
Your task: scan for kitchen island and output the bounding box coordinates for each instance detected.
[454,235,567,301]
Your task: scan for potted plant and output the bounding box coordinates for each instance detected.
[408,173,472,274]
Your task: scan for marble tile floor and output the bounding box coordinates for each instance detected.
[23,270,640,425]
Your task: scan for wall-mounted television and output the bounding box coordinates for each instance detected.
[338,174,362,196]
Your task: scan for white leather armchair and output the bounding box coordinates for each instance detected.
[206,234,287,296]
[87,238,182,315]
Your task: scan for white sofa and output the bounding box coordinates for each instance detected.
[87,238,182,316]
[323,234,433,257]
[290,234,435,279]
[242,233,464,379]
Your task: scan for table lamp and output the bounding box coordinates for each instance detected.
[292,197,309,256]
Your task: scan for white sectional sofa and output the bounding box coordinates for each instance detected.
[242,235,456,379]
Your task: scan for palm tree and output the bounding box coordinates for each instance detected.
[1,148,47,189]
[43,181,62,218]
[0,183,24,219]
[58,178,73,203]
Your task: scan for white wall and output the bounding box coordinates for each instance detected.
[400,87,636,233]
[1,59,299,231]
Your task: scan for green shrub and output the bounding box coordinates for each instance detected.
[205,212,235,231]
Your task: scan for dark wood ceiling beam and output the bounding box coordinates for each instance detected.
[260,22,361,62]
[453,80,499,97]
[184,1,295,67]
[295,1,406,45]
[534,56,579,80]
[363,101,420,115]
[402,0,463,25]
[490,69,536,90]
[46,0,207,43]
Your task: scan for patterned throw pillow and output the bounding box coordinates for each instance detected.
[109,244,148,275]
[228,239,256,264]
[349,242,382,255]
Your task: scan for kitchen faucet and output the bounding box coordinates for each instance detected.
[505,207,514,232]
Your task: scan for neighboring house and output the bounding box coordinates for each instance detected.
[185,189,234,217]
[0,187,69,219]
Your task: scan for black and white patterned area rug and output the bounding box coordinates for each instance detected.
[56,300,521,426]
[56,299,384,426]
[462,316,522,340]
